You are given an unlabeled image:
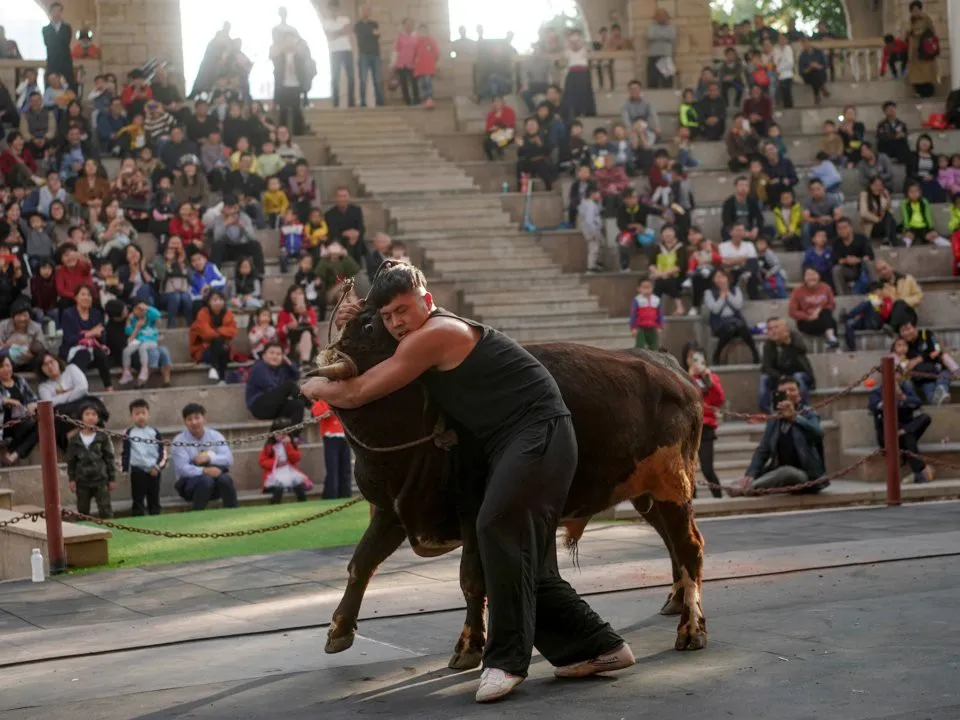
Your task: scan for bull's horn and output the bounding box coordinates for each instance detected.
[314,361,357,381]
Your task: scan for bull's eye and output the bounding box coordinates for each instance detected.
[362,323,374,335]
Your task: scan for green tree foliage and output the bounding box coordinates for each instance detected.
[711,0,848,39]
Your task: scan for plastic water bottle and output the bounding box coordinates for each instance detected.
[501,181,510,194]
[31,548,44,583]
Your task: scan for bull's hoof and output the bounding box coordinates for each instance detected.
[659,592,683,616]
[448,648,483,670]
[674,625,707,651]
[325,631,356,654]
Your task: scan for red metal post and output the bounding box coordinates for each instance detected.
[38,400,66,573]
[881,356,902,507]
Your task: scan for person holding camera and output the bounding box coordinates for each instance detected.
[759,317,815,412]
[682,341,724,498]
[741,377,827,493]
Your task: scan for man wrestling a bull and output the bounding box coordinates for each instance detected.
[302,263,634,703]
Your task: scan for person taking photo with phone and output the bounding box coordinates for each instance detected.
[740,376,828,493]
[681,341,724,498]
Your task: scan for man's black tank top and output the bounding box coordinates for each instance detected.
[418,309,569,455]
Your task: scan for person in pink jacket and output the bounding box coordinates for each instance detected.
[413,23,439,107]
[392,18,419,105]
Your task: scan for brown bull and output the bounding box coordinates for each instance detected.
[313,306,706,670]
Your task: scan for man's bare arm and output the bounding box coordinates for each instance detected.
[302,325,446,408]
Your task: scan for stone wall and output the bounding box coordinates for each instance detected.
[96,0,184,84]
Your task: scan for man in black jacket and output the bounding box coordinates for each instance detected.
[697,82,727,142]
[226,153,266,228]
[721,176,764,240]
[759,317,815,411]
[325,187,367,268]
[742,376,827,493]
[42,3,74,89]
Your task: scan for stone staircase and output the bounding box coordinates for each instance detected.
[319,110,631,349]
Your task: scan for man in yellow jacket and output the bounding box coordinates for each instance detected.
[876,258,923,330]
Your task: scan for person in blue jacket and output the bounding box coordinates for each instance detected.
[245,341,306,431]
[869,366,934,484]
[187,251,226,312]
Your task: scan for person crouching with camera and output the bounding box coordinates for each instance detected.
[740,376,828,493]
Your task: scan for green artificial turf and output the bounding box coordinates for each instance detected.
[78,499,371,570]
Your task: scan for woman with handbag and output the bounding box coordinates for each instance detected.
[704,269,759,365]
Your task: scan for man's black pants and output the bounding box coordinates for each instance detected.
[477,416,623,676]
[130,467,161,516]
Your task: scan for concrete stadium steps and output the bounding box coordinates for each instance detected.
[304,104,459,135]
[500,318,626,344]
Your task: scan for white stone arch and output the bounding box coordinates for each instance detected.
[447,0,590,51]
[179,0,331,99]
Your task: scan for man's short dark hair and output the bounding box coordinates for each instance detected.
[909,0,922,10]
[593,127,608,136]
[628,79,642,88]
[882,100,897,110]
[808,178,824,187]
[130,399,150,413]
[50,2,63,9]
[367,263,427,309]
[654,148,670,158]
[883,34,895,44]
[777,376,799,389]
[836,216,852,226]
[734,175,749,186]
[182,403,206,419]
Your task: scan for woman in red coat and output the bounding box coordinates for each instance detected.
[413,24,439,107]
[168,202,205,253]
[259,417,312,503]
[682,341,725,498]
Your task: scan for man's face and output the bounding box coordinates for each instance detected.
[886,105,897,119]
[730,225,745,243]
[111,100,123,115]
[171,128,183,143]
[185,412,206,437]
[707,84,720,99]
[48,174,61,191]
[876,260,893,281]
[900,324,918,342]
[50,5,63,21]
[836,221,850,238]
[735,180,748,198]
[781,381,801,405]
[29,94,41,111]
[67,128,80,145]
[764,145,777,162]
[335,189,350,207]
[378,290,431,341]
[811,183,825,200]
[628,83,642,100]
[191,254,206,271]
[240,155,253,172]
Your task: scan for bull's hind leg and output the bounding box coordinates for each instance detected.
[326,505,407,654]
[654,500,707,651]
[449,518,486,670]
[632,496,685,616]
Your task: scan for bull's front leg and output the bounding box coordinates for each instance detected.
[449,517,486,670]
[325,504,407,654]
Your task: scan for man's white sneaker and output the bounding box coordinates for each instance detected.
[554,643,636,679]
[207,368,220,381]
[475,668,523,703]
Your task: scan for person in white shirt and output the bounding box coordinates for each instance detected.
[718,222,761,299]
[324,0,356,108]
[772,34,795,108]
[172,402,239,511]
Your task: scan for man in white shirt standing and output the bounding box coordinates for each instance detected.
[772,34,795,109]
[270,14,311,135]
[324,0,356,108]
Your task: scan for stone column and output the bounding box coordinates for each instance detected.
[949,0,960,86]
[95,0,184,89]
